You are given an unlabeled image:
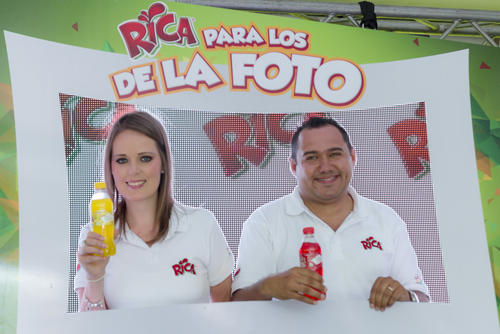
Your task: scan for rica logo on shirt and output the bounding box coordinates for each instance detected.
[361,236,383,251]
[172,258,196,276]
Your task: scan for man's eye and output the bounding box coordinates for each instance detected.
[116,158,127,164]
[329,152,341,157]
[141,156,152,163]
[305,155,317,161]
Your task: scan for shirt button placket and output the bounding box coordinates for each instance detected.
[331,232,344,260]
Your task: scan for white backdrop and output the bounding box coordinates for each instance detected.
[5,31,498,333]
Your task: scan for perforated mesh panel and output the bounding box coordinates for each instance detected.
[61,95,448,312]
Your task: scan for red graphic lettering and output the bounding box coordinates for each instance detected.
[266,114,294,144]
[73,98,112,141]
[60,94,75,159]
[119,21,156,59]
[118,2,199,59]
[371,240,382,250]
[203,115,269,177]
[304,112,327,121]
[172,258,196,276]
[388,118,430,179]
[361,236,373,249]
[61,95,136,160]
[361,236,383,251]
[156,13,178,42]
[415,102,425,119]
[249,114,270,150]
[184,263,196,275]
[177,17,198,45]
[204,113,328,177]
[143,5,161,45]
[172,264,184,276]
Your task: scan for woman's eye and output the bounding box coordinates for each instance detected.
[140,156,152,163]
[116,158,127,164]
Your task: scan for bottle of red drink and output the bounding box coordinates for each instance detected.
[299,227,323,300]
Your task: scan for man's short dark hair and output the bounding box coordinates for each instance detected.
[290,117,353,161]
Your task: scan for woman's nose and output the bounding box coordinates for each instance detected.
[127,161,140,175]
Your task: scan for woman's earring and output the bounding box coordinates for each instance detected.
[161,170,165,174]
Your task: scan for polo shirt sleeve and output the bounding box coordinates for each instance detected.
[232,209,276,293]
[390,218,430,298]
[73,223,91,292]
[206,212,234,286]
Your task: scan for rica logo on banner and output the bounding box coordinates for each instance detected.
[118,2,199,59]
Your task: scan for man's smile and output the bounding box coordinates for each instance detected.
[314,174,339,184]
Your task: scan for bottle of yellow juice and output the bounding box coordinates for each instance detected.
[90,182,116,256]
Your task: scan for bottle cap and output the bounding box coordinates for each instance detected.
[303,227,314,234]
[94,182,106,190]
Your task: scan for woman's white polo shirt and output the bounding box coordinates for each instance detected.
[75,203,234,309]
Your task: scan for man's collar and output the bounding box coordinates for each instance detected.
[285,187,308,216]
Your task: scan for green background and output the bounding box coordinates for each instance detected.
[0,1,499,332]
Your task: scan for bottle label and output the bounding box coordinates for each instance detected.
[308,254,322,266]
[93,210,113,226]
[300,249,323,301]
[300,252,323,276]
[90,198,116,256]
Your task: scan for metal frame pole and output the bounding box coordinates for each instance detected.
[440,19,461,39]
[346,14,360,28]
[470,20,499,47]
[177,1,500,22]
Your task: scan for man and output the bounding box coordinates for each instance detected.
[232,117,429,311]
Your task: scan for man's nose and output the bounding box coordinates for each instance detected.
[318,155,332,172]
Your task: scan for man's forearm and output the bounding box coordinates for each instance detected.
[231,278,273,301]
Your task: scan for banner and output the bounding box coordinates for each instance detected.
[1,1,499,333]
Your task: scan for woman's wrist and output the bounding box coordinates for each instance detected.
[87,273,105,283]
[82,295,106,311]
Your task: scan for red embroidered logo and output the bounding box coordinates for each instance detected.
[361,236,383,250]
[172,258,196,276]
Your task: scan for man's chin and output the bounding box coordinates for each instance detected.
[313,193,343,204]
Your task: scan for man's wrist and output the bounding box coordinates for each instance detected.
[257,277,273,299]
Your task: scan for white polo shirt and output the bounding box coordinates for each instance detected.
[75,203,234,309]
[233,187,429,301]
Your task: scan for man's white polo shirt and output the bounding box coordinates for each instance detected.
[233,187,429,301]
[75,203,234,309]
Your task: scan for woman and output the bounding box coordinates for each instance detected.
[75,111,233,311]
